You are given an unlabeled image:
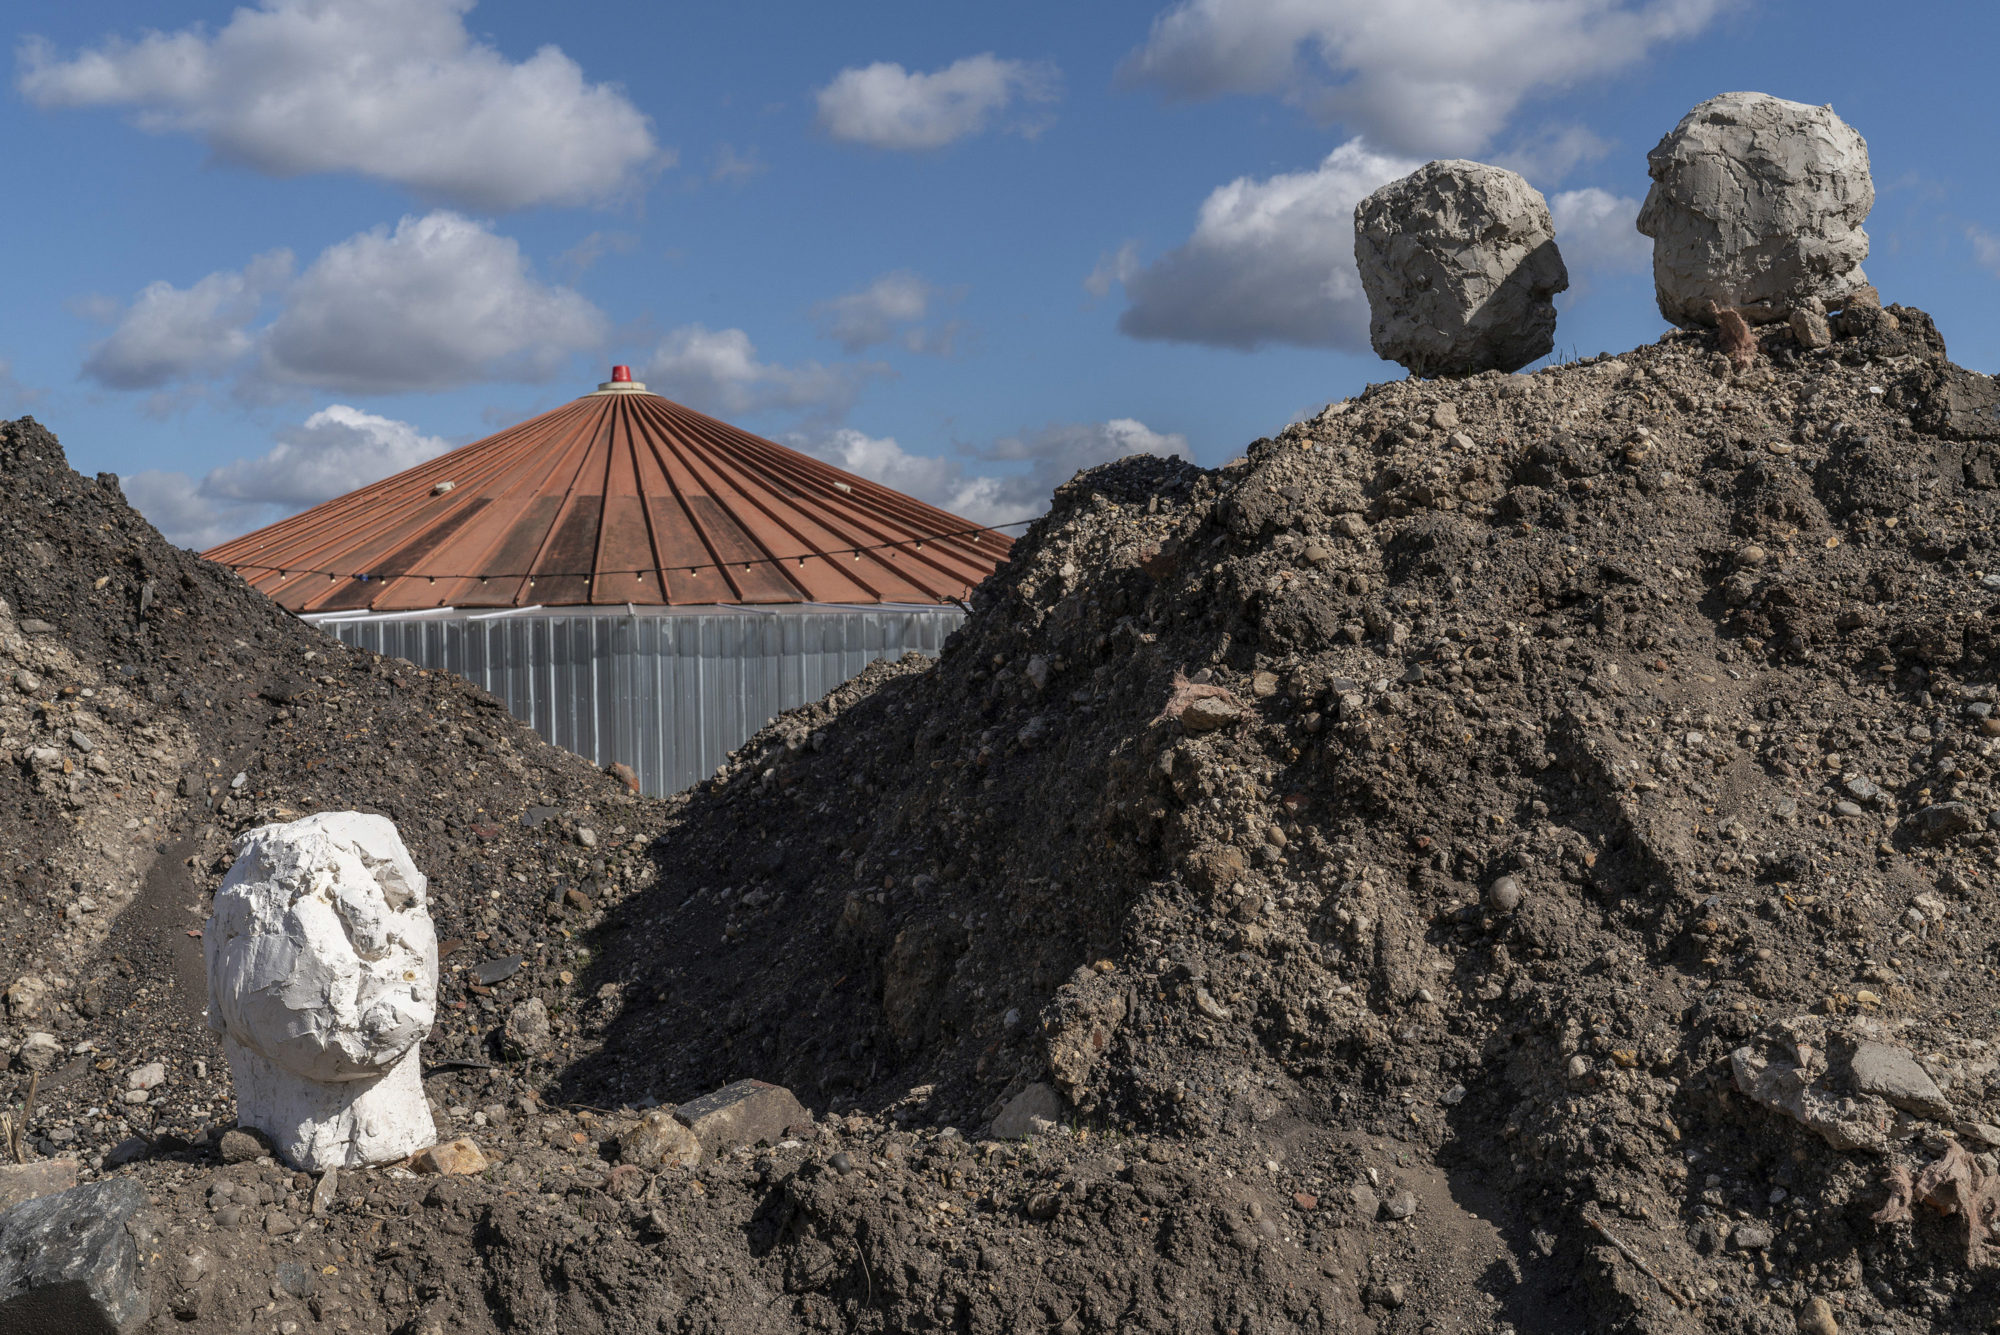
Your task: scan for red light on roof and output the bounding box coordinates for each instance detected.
[610,365,632,383]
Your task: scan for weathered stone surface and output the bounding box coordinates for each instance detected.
[0,1160,77,1215]
[501,998,550,1058]
[1637,91,1872,328]
[619,1109,701,1169]
[991,1082,1065,1139]
[0,1178,149,1332]
[673,1079,810,1155]
[1732,1024,1892,1153]
[1179,696,1246,733]
[1355,160,1568,377]
[1847,1041,1951,1119]
[205,812,439,1171]
[410,1138,488,1176]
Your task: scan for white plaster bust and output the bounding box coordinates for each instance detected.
[205,812,439,1170]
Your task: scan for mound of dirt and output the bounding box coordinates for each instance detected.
[5,292,2000,1334]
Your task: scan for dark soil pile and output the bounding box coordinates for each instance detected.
[4,293,2000,1334]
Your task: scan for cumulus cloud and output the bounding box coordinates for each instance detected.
[1120,0,1723,156]
[124,404,451,549]
[82,252,291,390]
[1550,187,1650,275]
[816,54,1059,150]
[810,272,961,354]
[642,325,883,420]
[84,213,604,398]
[259,212,605,393]
[1114,139,1419,350]
[18,0,661,211]
[804,418,1190,526]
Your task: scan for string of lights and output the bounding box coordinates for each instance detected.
[221,516,1036,586]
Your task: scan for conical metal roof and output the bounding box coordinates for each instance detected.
[203,369,1014,613]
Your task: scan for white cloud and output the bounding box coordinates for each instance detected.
[810,271,961,354]
[710,144,767,183]
[815,54,1059,150]
[124,404,451,549]
[18,0,660,210]
[1084,241,1142,299]
[1120,0,1723,156]
[642,325,882,420]
[84,213,605,398]
[82,252,292,390]
[1116,139,1419,350]
[1498,123,1613,184]
[259,212,605,393]
[803,418,1190,526]
[1972,226,2000,279]
[554,229,640,279]
[1550,187,1650,274]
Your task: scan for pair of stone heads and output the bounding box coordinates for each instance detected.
[1355,91,1874,377]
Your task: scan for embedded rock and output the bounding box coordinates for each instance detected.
[619,1109,702,1169]
[1354,160,1568,377]
[1637,91,1872,328]
[205,812,439,1171]
[0,1178,149,1332]
[673,1079,810,1156]
[991,1082,1065,1139]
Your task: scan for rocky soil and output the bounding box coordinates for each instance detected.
[5,294,2000,1333]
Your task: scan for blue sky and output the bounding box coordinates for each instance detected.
[2,0,1996,549]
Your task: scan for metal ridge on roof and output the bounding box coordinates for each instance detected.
[203,371,1015,614]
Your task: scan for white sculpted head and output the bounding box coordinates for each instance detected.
[206,812,439,1168]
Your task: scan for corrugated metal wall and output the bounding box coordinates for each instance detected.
[310,605,962,795]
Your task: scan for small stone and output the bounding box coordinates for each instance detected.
[264,1210,298,1236]
[575,827,597,849]
[1736,545,1768,568]
[1349,1184,1380,1217]
[829,1152,857,1176]
[127,1060,167,1091]
[0,1159,79,1214]
[1731,1222,1774,1251]
[1790,303,1833,350]
[1430,402,1460,430]
[1191,986,1231,1022]
[619,1110,701,1169]
[673,1080,810,1157]
[1250,671,1279,698]
[1293,1192,1318,1211]
[14,1031,60,1072]
[991,1083,1065,1139]
[1025,656,1052,691]
[309,1166,339,1217]
[67,729,93,753]
[4,975,49,1019]
[1487,876,1524,912]
[1848,1042,1951,1119]
[1179,696,1246,733]
[472,955,524,987]
[1799,1296,1839,1335]
[502,998,551,1058]
[1843,777,1881,803]
[410,1138,489,1176]
[1301,544,1332,567]
[120,1089,151,1105]
[1381,1189,1419,1221]
[219,1127,274,1164]
[1833,801,1864,819]
[1364,1282,1406,1309]
[602,1164,648,1200]
[102,1136,149,1169]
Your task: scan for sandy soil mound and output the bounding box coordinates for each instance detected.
[5,297,2000,1332]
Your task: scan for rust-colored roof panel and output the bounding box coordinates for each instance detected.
[204,373,1014,612]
